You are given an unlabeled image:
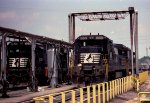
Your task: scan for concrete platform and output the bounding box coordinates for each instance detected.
[0,84,77,103]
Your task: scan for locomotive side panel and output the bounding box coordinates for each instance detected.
[114,44,131,78]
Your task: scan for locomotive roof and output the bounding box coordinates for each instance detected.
[75,34,112,41]
[114,43,130,51]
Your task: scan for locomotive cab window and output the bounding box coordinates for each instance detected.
[80,40,106,52]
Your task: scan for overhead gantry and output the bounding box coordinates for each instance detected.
[68,7,139,75]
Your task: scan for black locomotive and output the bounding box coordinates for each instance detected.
[6,41,69,87]
[73,34,131,85]
[7,41,47,86]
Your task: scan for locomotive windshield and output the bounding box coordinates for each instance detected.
[76,39,108,53]
[81,40,104,52]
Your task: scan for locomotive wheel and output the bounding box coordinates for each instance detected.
[84,77,90,86]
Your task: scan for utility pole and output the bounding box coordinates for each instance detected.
[146,47,148,56]
[149,47,150,56]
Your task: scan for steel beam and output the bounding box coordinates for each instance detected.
[68,8,132,43]
[0,27,72,48]
[76,11,129,21]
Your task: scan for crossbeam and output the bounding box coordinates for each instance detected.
[71,11,129,21]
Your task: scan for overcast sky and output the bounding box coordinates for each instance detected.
[0,0,150,58]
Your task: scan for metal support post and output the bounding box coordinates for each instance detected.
[129,7,135,75]
[68,15,72,43]
[105,59,108,81]
[1,33,7,79]
[69,14,75,43]
[67,48,71,84]
[1,33,9,98]
[72,15,75,42]
[31,38,37,91]
[49,48,58,88]
[134,12,139,74]
[66,48,69,75]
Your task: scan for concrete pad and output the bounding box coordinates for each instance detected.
[0,84,77,103]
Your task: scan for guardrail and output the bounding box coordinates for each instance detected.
[33,76,134,103]
[132,76,140,92]
[138,92,150,103]
[137,71,149,103]
[130,71,149,93]
[33,71,149,103]
[139,71,149,83]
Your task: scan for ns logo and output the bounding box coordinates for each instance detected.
[80,53,101,64]
[9,58,29,67]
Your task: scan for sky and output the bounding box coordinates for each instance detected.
[0,0,150,58]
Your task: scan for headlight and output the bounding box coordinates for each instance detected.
[77,63,82,67]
